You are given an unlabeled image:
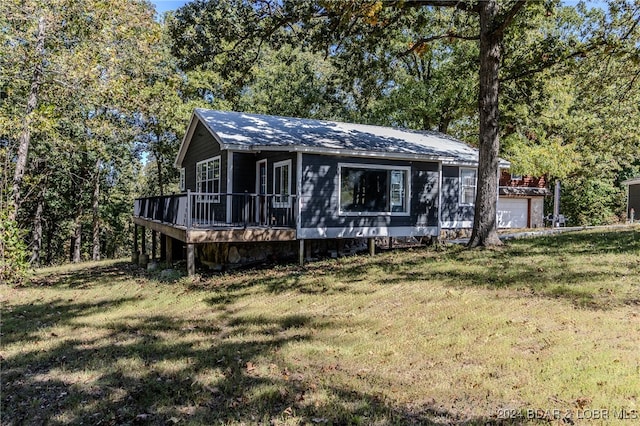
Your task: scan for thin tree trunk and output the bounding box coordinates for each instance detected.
[156,152,164,196]
[45,221,53,265]
[468,0,503,247]
[155,130,164,196]
[72,214,82,263]
[92,158,102,261]
[10,16,45,222]
[30,181,47,266]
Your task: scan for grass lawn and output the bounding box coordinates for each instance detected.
[2,227,640,425]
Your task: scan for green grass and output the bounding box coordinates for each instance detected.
[2,227,640,425]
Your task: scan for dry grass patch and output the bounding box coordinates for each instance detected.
[2,227,639,425]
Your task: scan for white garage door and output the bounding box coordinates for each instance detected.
[497,198,528,228]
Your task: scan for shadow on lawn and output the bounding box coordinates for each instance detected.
[2,298,520,425]
[30,261,145,288]
[513,229,640,256]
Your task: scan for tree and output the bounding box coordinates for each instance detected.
[169,0,529,246]
[1,0,168,265]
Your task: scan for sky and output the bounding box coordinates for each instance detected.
[150,0,607,16]
[150,0,190,15]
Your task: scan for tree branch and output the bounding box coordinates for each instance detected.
[401,32,479,56]
[493,0,527,37]
[398,1,480,13]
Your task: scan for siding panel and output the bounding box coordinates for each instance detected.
[301,154,439,230]
[441,165,475,226]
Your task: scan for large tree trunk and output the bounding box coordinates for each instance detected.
[91,158,102,261]
[10,16,45,222]
[468,0,503,248]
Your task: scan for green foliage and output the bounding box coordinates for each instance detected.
[561,176,626,226]
[0,209,29,285]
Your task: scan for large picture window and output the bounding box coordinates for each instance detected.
[460,168,477,206]
[273,160,291,207]
[196,156,221,202]
[339,164,409,215]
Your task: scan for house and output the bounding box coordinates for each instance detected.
[623,177,640,222]
[133,109,510,274]
[497,171,550,228]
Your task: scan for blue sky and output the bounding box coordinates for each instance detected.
[150,1,604,14]
[150,0,190,15]
[149,1,606,17]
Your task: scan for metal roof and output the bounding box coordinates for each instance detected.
[176,109,507,167]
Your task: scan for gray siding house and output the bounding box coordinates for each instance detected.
[133,109,507,274]
[623,177,640,222]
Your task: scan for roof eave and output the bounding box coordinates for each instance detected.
[175,109,228,168]
[174,111,198,168]
[223,143,455,163]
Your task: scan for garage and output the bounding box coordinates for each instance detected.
[497,198,528,228]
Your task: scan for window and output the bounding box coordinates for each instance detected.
[256,159,267,195]
[196,156,221,202]
[273,160,291,207]
[179,168,185,192]
[339,164,409,215]
[460,168,477,205]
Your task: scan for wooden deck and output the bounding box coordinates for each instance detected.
[132,216,297,244]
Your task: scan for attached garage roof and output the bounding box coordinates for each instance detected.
[176,109,509,167]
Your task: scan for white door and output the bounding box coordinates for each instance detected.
[497,198,528,228]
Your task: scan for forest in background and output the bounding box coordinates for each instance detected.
[1,0,639,282]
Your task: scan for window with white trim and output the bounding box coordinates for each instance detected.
[196,156,221,202]
[460,168,477,206]
[273,160,291,207]
[179,168,185,192]
[510,173,523,181]
[339,164,410,215]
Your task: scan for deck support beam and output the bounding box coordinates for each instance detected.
[368,238,375,256]
[141,226,146,255]
[165,235,173,265]
[151,230,157,261]
[186,243,195,276]
[132,224,139,263]
[160,233,166,261]
[298,239,304,266]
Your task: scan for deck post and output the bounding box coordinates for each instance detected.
[140,226,146,254]
[132,224,139,264]
[368,238,375,256]
[160,232,166,261]
[151,230,157,261]
[139,226,149,268]
[298,239,305,266]
[165,235,173,265]
[186,243,195,276]
[186,189,192,229]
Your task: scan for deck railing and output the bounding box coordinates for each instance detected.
[134,191,297,229]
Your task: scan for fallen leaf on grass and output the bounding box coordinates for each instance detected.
[204,385,220,394]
